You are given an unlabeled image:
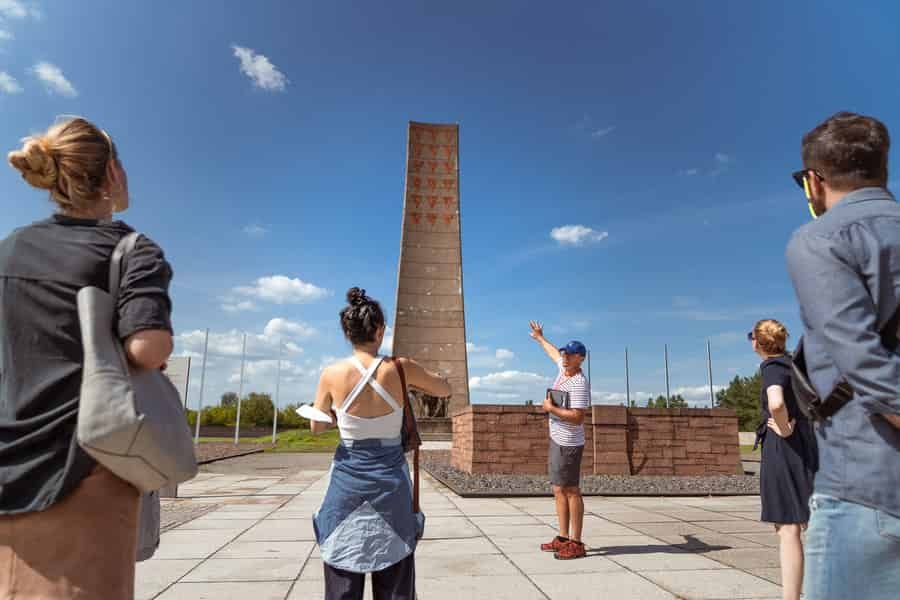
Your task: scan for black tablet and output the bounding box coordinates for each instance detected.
[547,389,570,409]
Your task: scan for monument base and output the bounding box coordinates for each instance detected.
[417,417,453,441]
[452,405,741,476]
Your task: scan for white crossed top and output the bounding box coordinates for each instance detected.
[335,355,404,440]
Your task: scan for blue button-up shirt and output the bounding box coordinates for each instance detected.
[786,187,900,517]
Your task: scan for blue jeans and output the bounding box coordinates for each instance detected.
[804,494,900,600]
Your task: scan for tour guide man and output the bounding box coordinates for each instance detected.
[529,321,591,560]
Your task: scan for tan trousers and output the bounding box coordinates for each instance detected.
[0,466,140,599]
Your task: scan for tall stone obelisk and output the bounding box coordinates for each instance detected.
[393,121,470,416]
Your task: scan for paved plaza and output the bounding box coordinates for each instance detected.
[139,457,785,600]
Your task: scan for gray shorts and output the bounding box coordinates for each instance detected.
[548,439,584,488]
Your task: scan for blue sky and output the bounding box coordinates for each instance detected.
[2,1,899,409]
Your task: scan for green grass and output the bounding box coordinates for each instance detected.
[739,444,761,455]
[267,429,341,453]
[198,428,340,453]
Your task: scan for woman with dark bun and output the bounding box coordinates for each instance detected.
[750,319,817,600]
[310,288,450,600]
[0,117,174,598]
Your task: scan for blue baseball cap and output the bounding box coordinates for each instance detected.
[559,341,587,356]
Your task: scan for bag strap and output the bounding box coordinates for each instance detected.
[109,232,140,298]
[393,357,420,515]
[882,301,900,349]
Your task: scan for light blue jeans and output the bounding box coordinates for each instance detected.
[804,494,900,599]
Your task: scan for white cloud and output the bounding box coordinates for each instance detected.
[31,62,77,97]
[592,390,653,404]
[679,168,700,176]
[495,348,515,361]
[470,370,550,401]
[593,385,725,406]
[222,300,257,313]
[550,225,609,246]
[242,224,270,237]
[262,318,316,340]
[0,0,29,19]
[232,45,288,92]
[0,30,13,41]
[591,126,615,138]
[672,385,725,403]
[714,152,730,164]
[379,325,394,355]
[0,71,22,94]
[227,358,312,385]
[466,343,516,369]
[231,275,330,306]
[176,328,303,361]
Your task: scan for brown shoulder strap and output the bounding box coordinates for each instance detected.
[392,357,420,514]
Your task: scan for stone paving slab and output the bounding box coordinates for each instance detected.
[138,464,786,599]
[416,575,547,600]
[531,571,678,599]
[213,540,315,560]
[155,581,293,599]
[183,557,302,582]
[640,568,784,599]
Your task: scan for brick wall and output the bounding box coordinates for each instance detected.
[451,405,741,476]
[451,405,592,475]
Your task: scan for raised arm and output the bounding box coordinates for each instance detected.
[398,358,452,399]
[310,368,336,435]
[529,320,561,364]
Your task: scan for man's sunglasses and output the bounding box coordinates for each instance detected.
[791,169,825,189]
[747,331,755,342]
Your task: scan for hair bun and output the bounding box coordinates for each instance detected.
[7,138,58,191]
[346,287,368,307]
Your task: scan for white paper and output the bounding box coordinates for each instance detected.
[297,404,334,423]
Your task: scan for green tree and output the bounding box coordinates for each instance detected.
[715,372,762,431]
[277,403,306,428]
[645,394,688,408]
[221,392,238,407]
[202,404,237,426]
[669,394,688,408]
[240,393,275,426]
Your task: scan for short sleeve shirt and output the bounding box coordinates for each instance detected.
[549,359,591,446]
[0,215,173,514]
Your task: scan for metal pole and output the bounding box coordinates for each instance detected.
[234,333,246,445]
[625,347,631,406]
[194,328,209,445]
[272,340,283,444]
[707,339,715,408]
[587,350,591,384]
[664,344,671,408]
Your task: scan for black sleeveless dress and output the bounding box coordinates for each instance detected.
[758,356,818,524]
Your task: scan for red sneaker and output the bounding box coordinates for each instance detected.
[540,536,569,553]
[554,540,587,560]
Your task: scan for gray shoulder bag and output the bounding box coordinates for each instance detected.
[76,232,198,492]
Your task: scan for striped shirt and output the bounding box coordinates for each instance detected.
[548,359,591,446]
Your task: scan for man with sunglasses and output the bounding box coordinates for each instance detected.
[785,112,900,600]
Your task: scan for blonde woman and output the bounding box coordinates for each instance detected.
[749,320,817,600]
[0,117,174,599]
